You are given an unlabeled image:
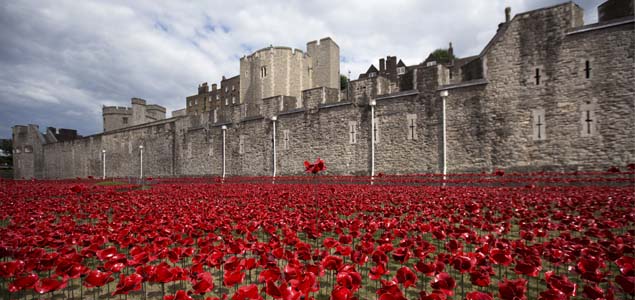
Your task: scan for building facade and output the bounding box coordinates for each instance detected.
[11,0,635,179]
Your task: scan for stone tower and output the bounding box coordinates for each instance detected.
[306,37,340,90]
[239,37,340,116]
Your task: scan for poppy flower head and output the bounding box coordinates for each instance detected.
[304,158,326,174]
[8,273,38,293]
[430,272,455,296]
[498,278,527,300]
[395,266,417,288]
[112,273,143,295]
[466,291,493,300]
[83,270,114,288]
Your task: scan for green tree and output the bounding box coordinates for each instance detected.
[340,74,348,90]
[0,139,12,166]
[426,49,456,64]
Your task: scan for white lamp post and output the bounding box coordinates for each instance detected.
[271,116,277,179]
[101,149,106,180]
[440,90,449,180]
[139,145,144,179]
[221,125,227,179]
[369,99,376,182]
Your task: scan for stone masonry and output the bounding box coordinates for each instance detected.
[12,0,635,179]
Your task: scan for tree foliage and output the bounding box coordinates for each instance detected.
[426,49,456,64]
[340,75,348,90]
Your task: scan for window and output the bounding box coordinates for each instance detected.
[232,96,236,104]
[15,148,21,154]
[225,98,229,106]
[232,85,235,91]
[208,96,212,102]
[531,108,546,141]
[406,114,417,140]
[373,118,380,144]
[194,99,198,105]
[216,94,220,100]
[368,72,377,78]
[122,117,128,125]
[580,103,597,137]
[239,135,245,154]
[584,60,591,79]
[534,68,541,85]
[261,66,267,78]
[225,87,228,93]
[349,121,357,144]
[283,130,290,150]
[24,146,32,153]
[397,67,406,75]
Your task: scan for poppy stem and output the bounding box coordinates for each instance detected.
[461,272,464,299]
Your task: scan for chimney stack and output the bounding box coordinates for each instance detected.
[505,7,511,22]
[379,58,385,72]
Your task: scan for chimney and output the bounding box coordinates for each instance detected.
[505,7,511,22]
[379,58,385,72]
[212,83,217,91]
[448,42,454,58]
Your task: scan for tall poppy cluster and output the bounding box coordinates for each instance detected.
[0,169,633,299]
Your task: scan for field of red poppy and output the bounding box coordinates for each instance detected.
[0,170,634,300]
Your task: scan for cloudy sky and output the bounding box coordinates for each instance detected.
[0,0,603,139]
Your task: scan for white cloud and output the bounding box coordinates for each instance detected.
[0,0,604,138]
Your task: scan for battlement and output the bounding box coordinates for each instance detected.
[241,46,305,62]
[306,37,340,49]
[102,106,132,115]
[131,97,147,105]
[102,98,166,132]
[146,104,167,113]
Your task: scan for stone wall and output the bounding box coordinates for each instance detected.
[12,3,635,179]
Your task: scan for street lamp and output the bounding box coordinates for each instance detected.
[369,99,376,182]
[221,125,227,179]
[271,116,277,179]
[439,90,449,180]
[101,149,106,180]
[139,145,144,179]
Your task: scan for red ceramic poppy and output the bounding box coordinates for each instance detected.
[465,291,493,300]
[112,273,143,295]
[231,284,262,300]
[164,290,193,300]
[498,278,527,300]
[615,275,634,294]
[83,270,114,288]
[544,271,576,296]
[430,272,455,296]
[224,269,245,287]
[331,285,353,300]
[451,255,475,274]
[192,272,214,295]
[322,255,343,271]
[304,158,326,174]
[8,273,38,292]
[34,276,67,294]
[395,266,417,288]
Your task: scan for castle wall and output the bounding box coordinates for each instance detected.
[12,4,635,179]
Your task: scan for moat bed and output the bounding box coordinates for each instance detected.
[0,171,634,299]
